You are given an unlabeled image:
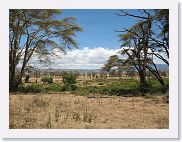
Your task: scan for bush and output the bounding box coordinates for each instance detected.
[41,76,53,83]
[62,72,77,91]
[147,79,169,94]
[62,84,77,91]
[18,84,43,93]
[74,84,140,96]
[17,83,63,93]
[45,83,63,92]
[139,83,151,94]
[62,72,77,85]
[74,86,99,96]
[100,85,140,96]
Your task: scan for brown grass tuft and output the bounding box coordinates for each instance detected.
[9,93,168,129]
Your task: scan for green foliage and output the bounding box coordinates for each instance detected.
[62,72,77,91]
[18,84,43,93]
[74,86,100,96]
[100,79,140,96]
[74,78,167,96]
[139,83,151,94]
[62,72,77,85]
[41,76,53,83]
[9,9,82,91]
[16,77,168,96]
[45,83,63,92]
[102,55,124,72]
[17,83,63,93]
[62,84,77,91]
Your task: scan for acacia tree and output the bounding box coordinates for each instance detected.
[118,18,152,89]
[9,9,82,91]
[102,55,124,72]
[117,9,169,66]
[116,9,168,92]
[148,9,169,65]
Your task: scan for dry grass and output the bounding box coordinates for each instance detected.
[9,93,168,129]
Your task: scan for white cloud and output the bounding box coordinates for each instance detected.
[28,47,120,69]
[26,47,167,69]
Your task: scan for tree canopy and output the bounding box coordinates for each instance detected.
[9,9,82,91]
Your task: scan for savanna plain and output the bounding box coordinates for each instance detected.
[10,76,169,129]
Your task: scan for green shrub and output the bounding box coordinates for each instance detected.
[62,72,77,91]
[41,76,53,83]
[100,85,140,96]
[18,83,63,93]
[45,83,63,92]
[62,84,77,91]
[147,79,169,94]
[62,72,77,85]
[74,86,99,96]
[18,84,43,93]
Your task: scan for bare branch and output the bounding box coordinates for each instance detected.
[115,10,148,20]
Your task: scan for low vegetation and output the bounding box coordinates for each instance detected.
[41,76,53,84]
[62,72,77,91]
[9,93,168,129]
[17,76,169,98]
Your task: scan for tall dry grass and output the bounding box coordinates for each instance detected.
[9,93,168,129]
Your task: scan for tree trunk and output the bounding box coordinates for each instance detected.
[138,70,149,93]
[139,70,147,86]
[146,66,167,93]
[9,65,16,91]
[9,68,20,91]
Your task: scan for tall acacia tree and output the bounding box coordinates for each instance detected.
[9,9,82,91]
[116,9,169,66]
[116,9,168,92]
[117,16,152,89]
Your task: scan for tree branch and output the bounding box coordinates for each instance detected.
[115,10,148,20]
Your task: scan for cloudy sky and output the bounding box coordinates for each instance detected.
[28,9,166,69]
[29,47,165,69]
[47,47,121,69]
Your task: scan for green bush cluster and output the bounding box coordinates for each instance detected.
[16,77,168,96]
[18,84,43,93]
[74,80,140,96]
[62,72,77,91]
[74,86,100,96]
[41,76,53,83]
[100,85,140,96]
[18,83,62,93]
[74,78,168,96]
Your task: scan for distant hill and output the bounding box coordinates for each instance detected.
[17,64,168,73]
[155,64,169,71]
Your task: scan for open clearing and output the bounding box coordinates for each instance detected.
[10,93,168,129]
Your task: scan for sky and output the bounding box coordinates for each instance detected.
[60,9,139,49]
[28,9,166,69]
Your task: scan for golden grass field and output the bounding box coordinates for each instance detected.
[10,93,168,129]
